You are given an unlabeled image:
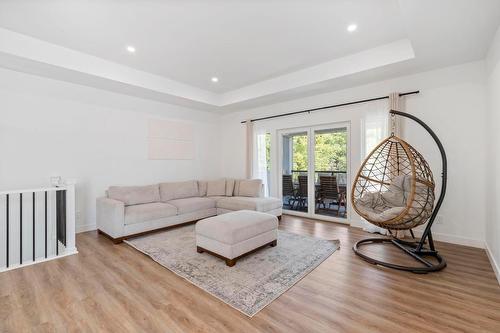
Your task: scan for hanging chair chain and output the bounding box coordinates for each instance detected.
[390,112,397,137]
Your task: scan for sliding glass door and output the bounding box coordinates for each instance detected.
[280,129,309,213]
[279,123,349,222]
[313,126,348,219]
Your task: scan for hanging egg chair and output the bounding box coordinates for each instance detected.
[351,135,435,230]
[351,110,447,273]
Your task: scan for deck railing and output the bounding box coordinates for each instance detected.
[289,170,347,185]
[0,181,77,272]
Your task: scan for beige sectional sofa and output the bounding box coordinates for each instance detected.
[96,179,282,243]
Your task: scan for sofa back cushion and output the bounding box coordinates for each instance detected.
[198,181,208,196]
[237,179,262,197]
[225,179,235,197]
[234,179,241,196]
[108,184,160,206]
[160,180,199,202]
[207,179,226,196]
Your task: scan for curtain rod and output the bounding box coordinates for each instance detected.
[240,90,420,124]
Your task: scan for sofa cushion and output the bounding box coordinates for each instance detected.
[207,179,226,196]
[225,179,235,197]
[160,180,199,202]
[196,210,278,244]
[198,181,208,196]
[216,196,282,212]
[205,196,226,204]
[168,197,216,215]
[108,185,160,206]
[124,202,177,225]
[234,180,239,195]
[237,179,262,197]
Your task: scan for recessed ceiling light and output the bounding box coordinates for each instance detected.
[347,24,357,32]
[211,77,219,83]
[126,45,136,53]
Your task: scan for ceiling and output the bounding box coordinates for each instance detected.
[0,0,499,111]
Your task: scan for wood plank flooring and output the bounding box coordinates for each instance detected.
[1,215,499,332]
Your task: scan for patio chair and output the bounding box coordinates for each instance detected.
[317,175,343,215]
[297,175,308,210]
[282,174,298,209]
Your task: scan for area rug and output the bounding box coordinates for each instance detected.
[125,224,339,317]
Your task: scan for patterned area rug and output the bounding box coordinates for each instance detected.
[125,224,340,317]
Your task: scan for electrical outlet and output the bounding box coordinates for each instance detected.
[435,215,444,225]
[76,211,81,221]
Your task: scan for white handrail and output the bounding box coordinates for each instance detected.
[0,186,68,196]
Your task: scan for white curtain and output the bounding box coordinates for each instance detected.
[245,120,253,179]
[362,102,389,158]
[253,127,270,196]
[360,99,390,234]
[359,93,406,236]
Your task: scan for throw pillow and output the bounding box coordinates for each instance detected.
[207,179,226,196]
[108,184,160,206]
[238,179,262,197]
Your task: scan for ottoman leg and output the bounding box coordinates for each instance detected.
[226,258,236,267]
[197,246,204,253]
[270,239,277,247]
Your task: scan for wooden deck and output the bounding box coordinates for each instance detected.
[1,215,499,332]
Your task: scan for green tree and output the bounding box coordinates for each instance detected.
[292,135,308,171]
[314,132,347,171]
[291,131,347,172]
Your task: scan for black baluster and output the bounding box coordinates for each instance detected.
[6,194,9,268]
[58,190,66,247]
[44,191,47,259]
[20,193,22,265]
[56,191,58,256]
[55,190,67,256]
[32,192,35,262]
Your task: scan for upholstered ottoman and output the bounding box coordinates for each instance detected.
[195,210,278,266]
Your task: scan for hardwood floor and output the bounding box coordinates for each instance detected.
[1,215,499,332]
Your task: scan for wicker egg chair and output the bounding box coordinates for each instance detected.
[351,135,435,231]
[351,110,447,273]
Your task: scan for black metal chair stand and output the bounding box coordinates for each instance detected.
[353,235,446,274]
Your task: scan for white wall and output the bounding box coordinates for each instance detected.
[486,26,500,281]
[219,61,488,247]
[0,68,221,232]
[0,56,493,253]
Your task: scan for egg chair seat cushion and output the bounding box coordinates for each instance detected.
[355,175,411,224]
[357,204,406,223]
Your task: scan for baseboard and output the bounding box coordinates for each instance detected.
[0,249,78,273]
[76,223,96,233]
[420,231,485,249]
[349,221,484,249]
[485,242,500,286]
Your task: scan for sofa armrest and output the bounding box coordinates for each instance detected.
[96,197,125,239]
